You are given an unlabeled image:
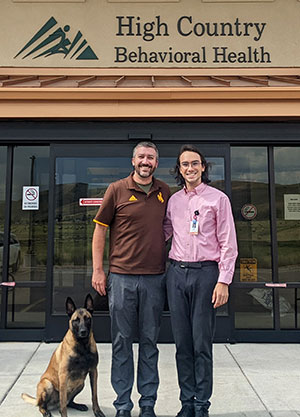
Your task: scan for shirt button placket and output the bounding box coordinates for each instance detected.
[183,202,190,259]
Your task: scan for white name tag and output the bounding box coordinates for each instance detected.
[190,220,199,235]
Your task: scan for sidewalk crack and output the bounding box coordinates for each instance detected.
[0,342,42,406]
[225,345,272,416]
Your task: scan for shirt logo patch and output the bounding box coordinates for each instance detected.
[157,192,164,203]
[129,195,138,201]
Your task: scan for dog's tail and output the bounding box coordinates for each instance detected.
[21,393,37,405]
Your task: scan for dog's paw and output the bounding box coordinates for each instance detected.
[94,408,106,417]
[68,401,88,411]
[77,404,89,412]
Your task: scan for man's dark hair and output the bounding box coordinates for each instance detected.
[172,144,211,186]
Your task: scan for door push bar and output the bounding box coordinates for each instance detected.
[265,283,287,288]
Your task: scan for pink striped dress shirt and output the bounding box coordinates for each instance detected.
[164,183,238,285]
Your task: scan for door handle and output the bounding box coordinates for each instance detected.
[265,283,287,288]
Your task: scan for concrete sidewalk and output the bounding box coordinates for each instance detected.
[0,342,299,417]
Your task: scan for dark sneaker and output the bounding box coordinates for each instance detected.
[195,410,209,417]
[176,405,195,417]
[116,410,131,417]
[139,406,157,417]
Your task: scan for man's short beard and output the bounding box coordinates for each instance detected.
[135,164,156,178]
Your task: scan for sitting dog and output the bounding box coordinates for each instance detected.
[21,294,105,417]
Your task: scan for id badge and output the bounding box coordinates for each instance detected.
[190,219,199,235]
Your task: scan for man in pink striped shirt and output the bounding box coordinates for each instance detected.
[164,145,238,417]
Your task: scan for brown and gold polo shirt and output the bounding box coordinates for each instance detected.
[94,173,171,275]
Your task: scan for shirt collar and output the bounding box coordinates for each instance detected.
[126,172,160,192]
[184,182,207,195]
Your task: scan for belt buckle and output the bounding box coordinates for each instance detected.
[179,262,186,268]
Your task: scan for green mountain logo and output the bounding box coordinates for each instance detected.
[15,16,98,60]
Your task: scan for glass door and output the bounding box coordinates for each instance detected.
[1,146,49,334]
[0,147,7,325]
[46,143,231,342]
[46,144,133,341]
[231,145,300,341]
[231,147,273,330]
[274,147,300,330]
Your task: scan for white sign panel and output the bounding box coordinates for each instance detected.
[284,194,300,220]
[22,186,39,210]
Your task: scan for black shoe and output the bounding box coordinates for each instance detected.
[116,410,131,417]
[195,410,209,417]
[139,406,157,417]
[176,405,195,417]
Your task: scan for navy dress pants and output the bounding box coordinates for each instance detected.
[166,261,218,414]
[107,272,165,411]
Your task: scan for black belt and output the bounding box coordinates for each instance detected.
[170,259,217,269]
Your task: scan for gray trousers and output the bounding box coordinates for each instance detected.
[107,272,166,411]
[166,261,218,413]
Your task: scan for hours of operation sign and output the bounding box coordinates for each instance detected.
[284,194,300,220]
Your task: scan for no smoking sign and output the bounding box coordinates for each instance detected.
[22,186,39,210]
[241,203,257,220]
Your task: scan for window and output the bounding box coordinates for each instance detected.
[7,146,50,328]
[231,147,273,329]
[274,147,300,329]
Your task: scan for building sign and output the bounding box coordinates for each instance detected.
[22,186,39,210]
[15,17,98,61]
[114,16,270,66]
[240,258,257,282]
[284,194,300,220]
[2,0,300,68]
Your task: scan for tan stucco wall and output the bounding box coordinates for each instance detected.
[2,0,300,68]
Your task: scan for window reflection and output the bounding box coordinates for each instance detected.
[231,147,272,282]
[54,157,133,314]
[231,147,273,329]
[274,147,300,285]
[0,147,7,319]
[9,146,49,328]
[279,288,299,330]
[274,147,300,330]
[208,157,225,191]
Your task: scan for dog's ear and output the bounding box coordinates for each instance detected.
[84,294,94,316]
[66,297,76,318]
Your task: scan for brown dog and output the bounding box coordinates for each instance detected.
[21,294,105,417]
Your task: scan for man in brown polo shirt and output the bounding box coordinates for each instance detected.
[92,142,170,417]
